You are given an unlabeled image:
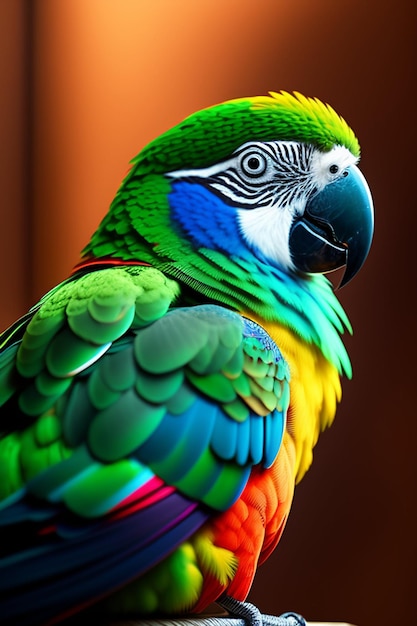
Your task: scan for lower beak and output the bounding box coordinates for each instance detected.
[289,164,374,287]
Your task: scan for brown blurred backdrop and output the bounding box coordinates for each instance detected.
[0,1,416,625]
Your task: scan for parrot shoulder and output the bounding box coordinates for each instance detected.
[0,266,179,501]
[0,266,179,413]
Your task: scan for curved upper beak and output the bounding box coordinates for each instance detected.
[289,164,374,287]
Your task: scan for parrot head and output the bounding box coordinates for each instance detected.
[85,91,373,292]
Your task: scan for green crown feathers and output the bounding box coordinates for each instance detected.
[130,91,360,176]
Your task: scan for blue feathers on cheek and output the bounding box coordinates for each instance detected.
[168,181,249,257]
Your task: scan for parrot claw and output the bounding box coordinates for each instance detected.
[218,595,263,626]
[218,595,306,626]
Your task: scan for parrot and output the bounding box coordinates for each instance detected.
[0,91,373,625]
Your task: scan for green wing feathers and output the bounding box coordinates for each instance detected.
[9,267,179,413]
[0,268,289,517]
[0,267,178,502]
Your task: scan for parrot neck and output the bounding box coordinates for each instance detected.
[83,173,351,377]
[166,254,351,378]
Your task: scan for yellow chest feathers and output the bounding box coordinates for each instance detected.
[245,314,342,484]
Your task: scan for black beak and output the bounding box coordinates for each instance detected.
[289,164,374,287]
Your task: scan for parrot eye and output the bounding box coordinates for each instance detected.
[240,152,268,178]
[329,164,339,174]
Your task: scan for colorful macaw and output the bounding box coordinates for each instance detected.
[0,91,373,625]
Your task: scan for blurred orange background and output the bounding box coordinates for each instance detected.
[0,2,416,625]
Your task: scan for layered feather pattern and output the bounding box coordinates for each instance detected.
[0,91,371,623]
[0,265,289,624]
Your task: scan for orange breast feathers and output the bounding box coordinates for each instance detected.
[192,434,296,610]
